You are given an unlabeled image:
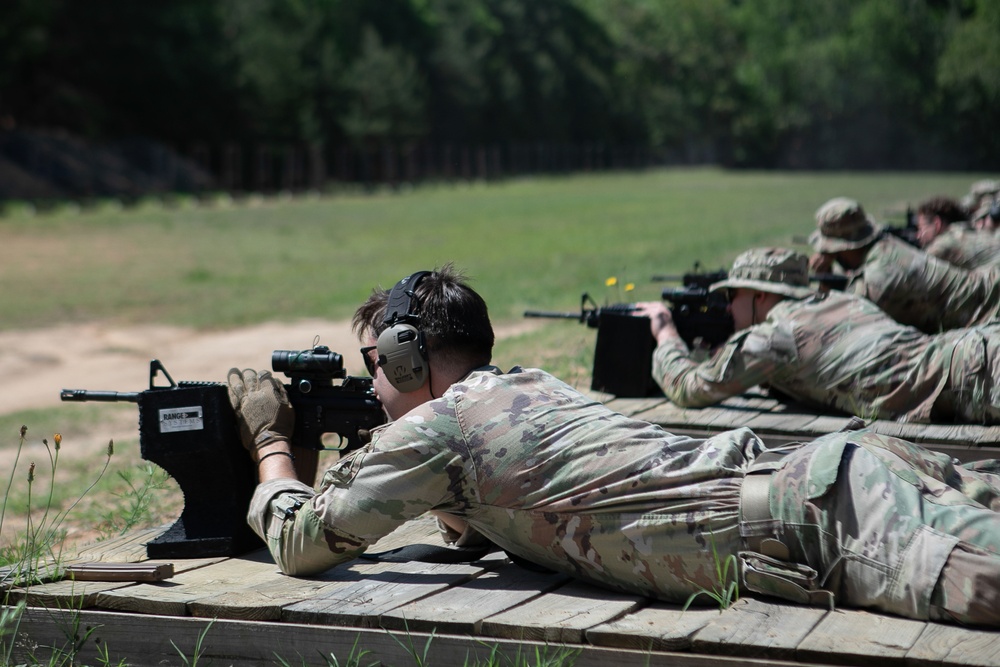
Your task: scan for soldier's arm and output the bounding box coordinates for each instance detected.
[651,328,781,408]
[247,409,468,575]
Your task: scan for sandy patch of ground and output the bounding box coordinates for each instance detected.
[0,318,365,416]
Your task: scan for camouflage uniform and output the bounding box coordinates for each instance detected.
[847,235,1000,332]
[924,223,1000,270]
[246,365,1000,625]
[810,198,1000,333]
[653,288,1000,424]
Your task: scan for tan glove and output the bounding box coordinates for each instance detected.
[226,368,295,453]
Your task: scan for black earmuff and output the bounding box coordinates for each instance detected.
[377,271,432,392]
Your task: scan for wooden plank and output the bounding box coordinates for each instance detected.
[691,598,827,662]
[480,580,644,643]
[743,411,822,438]
[5,557,221,609]
[906,621,1000,667]
[96,547,289,616]
[604,396,670,418]
[379,561,571,634]
[68,526,168,562]
[795,609,927,665]
[97,514,484,620]
[585,600,723,652]
[281,558,505,628]
[185,558,429,621]
[11,607,822,667]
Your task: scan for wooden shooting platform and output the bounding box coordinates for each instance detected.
[603,388,1000,464]
[6,391,1000,667]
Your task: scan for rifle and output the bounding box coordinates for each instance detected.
[60,345,385,558]
[524,264,736,397]
[882,206,919,247]
[651,263,728,289]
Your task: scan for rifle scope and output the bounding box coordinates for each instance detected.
[272,345,346,379]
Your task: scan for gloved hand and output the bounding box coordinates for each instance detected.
[226,368,295,453]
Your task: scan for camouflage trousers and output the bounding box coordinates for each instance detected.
[762,429,1000,626]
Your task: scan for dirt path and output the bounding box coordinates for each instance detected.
[0,318,364,416]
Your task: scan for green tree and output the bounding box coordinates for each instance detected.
[937,0,1000,168]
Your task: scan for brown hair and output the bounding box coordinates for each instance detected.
[917,196,966,225]
[352,262,494,367]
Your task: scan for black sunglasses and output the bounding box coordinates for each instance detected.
[360,345,380,376]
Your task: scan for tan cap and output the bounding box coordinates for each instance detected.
[808,197,882,253]
[710,247,814,299]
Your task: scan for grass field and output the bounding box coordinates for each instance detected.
[2,166,986,379]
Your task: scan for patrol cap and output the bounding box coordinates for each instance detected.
[808,197,883,253]
[710,247,814,300]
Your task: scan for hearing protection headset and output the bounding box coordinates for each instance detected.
[376,270,432,392]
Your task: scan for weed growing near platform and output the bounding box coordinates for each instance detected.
[683,531,740,612]
[0,424,167,666]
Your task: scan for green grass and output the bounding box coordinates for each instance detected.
[2,166,984,381]
[1,167,983,333]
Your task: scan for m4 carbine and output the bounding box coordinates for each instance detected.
[524,265,735,398]
[60,345,384,558]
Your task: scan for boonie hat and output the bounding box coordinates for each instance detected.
[961,179,1000,213]
[808,197,883,253]
[710,248,814,299]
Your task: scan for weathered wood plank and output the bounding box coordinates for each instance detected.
[795,609,927,665]
[691,598,827,662]
[906,621,1000,667]
[281,558,505,628]
[379,561,571,634]
[67,526,169,562]
[585,600,723,652]
[604,396,669,418]
[12,607,820,667]
[480,580,644,643]
[5,556,221,609]
[185,558,426,621]
[97,517,487,621]
[95,547,288,616]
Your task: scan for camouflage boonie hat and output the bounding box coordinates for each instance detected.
[962,180,1000,213]
[710,248,814,299]
[808,197,882,253]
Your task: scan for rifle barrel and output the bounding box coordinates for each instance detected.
[60,389,141,403]
[523,310,583,320]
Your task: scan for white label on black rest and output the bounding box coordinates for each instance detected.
[159,406,205,433]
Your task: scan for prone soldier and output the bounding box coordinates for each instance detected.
[228,262,1000,627]
[915,195,1000,270]
[807,197,1000,334]
[635,247,1000,424]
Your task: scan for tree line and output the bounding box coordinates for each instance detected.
[1,0,997,173]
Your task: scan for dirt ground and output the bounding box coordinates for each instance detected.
[0,318,366,417]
